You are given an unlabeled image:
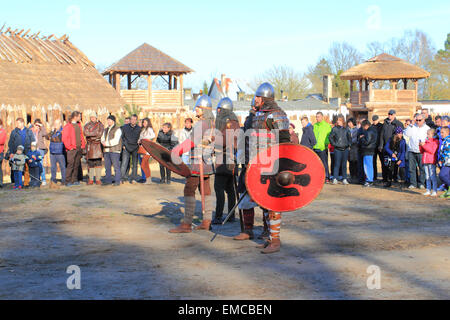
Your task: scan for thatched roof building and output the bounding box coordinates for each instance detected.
[340,53,430,80]
[341,53,431,120]
[0,27,125,111]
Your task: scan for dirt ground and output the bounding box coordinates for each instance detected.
[0,165,449,300]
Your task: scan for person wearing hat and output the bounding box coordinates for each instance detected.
[233,82,291,254]
[84,112,105,185]
[371,115,383,182]
[383,127,407,188]
[169,95,216,234]
[378,109,404,183]
[27,141,43,188]
[289,123,299,144]
[101,115,122,186]
[10,145,28,190]
[212,98,240,225]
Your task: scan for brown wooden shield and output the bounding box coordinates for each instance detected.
[141,140,191,178]
[245,143,325,212]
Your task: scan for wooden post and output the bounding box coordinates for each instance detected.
[369,81,374,101]
[108,73,112,85]
[174,76,178,90]
[168,75,172,90]
[147,73,152,106]
[404,78,408,90]
[114,73,121,92]
[392,80,398,102]
[127,74,132,90]
[180,74,184,106]
[358,80,362,105]
[414,80,418,102]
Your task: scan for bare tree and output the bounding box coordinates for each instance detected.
[327,42,363,74]
[252,65,310,100]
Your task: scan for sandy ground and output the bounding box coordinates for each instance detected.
[0,166,449,300]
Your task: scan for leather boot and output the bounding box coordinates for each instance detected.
[195,196,213,231]
[169,223,192,233]
[195,219,212,231]
[261,238,281,254]
[233,230,254,240]
[169,196,195,233]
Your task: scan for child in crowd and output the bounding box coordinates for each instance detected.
[9,145,28,190]
[438,126,450,198]
[419,129,439,196]
[27,142,43,188]
[384,127,406,188]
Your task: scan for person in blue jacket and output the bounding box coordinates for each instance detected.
[26,142,43,188]
[384,127,406,188]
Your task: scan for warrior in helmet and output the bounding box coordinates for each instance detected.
[234,83,291,254]
[169,95,215,233]
[213,98,241,224]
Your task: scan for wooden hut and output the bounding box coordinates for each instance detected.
[340,53,430,120]
[102,43,194,111]
[0,27,125,116]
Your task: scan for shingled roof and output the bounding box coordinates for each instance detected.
[340,53,430,81]
[102,43,194,75]
[0,28,125,111]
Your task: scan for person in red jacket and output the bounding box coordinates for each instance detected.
[62,111,86,186]
[0,119,7,188]
[419,128,439,196]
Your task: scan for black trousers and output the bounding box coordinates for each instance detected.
[214,174,236,219]
[373,149,383,181]
[66,149,82,184]
[159,164,171,181]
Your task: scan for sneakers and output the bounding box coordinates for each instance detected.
[423,190,431,196]
[431,191,437,197]
[419,185,425,190]
[41,181,47,186]
[408,185,416,189]
[332,179,338,185]
[364,182,373,188]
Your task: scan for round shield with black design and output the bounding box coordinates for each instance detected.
[141,140,191,178]
[245,143,325,212]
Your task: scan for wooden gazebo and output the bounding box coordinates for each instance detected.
[341,53,430,120]
[102,43,193,109]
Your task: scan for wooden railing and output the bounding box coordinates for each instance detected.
[350,89,416,105]
[120,90,182,106]
[121,90,149,106]
[152,90,181,106]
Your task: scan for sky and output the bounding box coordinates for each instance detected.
[1,0,449,91]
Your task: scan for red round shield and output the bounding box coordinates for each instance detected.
[245,143,325,212]
[141,140,191,177]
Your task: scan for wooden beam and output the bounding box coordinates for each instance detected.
[147,73,153,106]
[127,74,132,90]
[180,74,184,106]
[115,73,121,92]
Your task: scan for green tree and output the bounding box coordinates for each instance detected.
[306,58,332,93]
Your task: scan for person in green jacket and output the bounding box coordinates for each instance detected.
[313,112,332,181]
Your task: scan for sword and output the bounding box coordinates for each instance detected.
[232,164,245,233]
[210,190,248,242]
